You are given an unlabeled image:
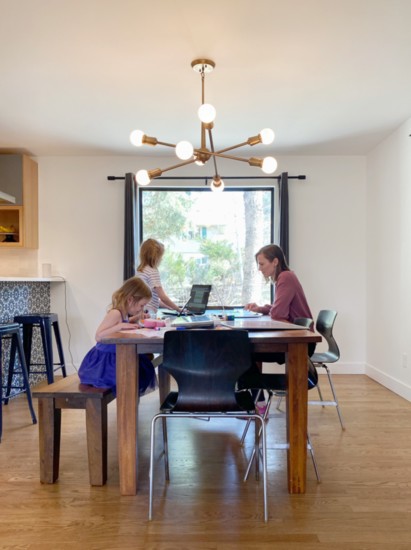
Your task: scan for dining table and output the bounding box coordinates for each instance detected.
[102,321,321,496]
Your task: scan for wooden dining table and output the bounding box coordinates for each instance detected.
[102,323,321,496]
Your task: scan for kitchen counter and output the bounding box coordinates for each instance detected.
[0,276,65,282]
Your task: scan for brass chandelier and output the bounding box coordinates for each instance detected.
[130,59,277,192]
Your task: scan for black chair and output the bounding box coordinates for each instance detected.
[239,317,320,482]
[0,323,37,442]
[149,329,268,521]
[12,313,67,385]
[308,310,345,429]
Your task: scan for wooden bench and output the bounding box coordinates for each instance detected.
[32,374,115,486]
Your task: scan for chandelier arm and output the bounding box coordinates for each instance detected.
[159,157,198,174]
[214,141,250,154]
[207,128,220,177]
[204,151,251,164]
[156,140,178,148]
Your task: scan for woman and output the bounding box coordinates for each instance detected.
[245,244,313,325]
[244,244,316,413]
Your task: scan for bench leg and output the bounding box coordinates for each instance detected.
[85,398,108,486]
[38,397,61,483]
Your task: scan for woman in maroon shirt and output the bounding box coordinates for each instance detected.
[244,244,316,413]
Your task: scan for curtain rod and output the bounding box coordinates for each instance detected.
[107,174,306,181]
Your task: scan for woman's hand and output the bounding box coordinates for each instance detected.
[244,302,260,312]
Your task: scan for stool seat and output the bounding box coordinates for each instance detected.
[14,313,59,324]
[0,323,20,335]
[0,323,37,442]
[12,313,67,385]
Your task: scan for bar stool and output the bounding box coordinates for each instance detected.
[0,323,37,442]
[12,313,67,385]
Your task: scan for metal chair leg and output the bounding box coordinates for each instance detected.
[324,366,345,429]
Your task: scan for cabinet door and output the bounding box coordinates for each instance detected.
[0,155,38,249]
[0,155,23,205]
[0,206,23,246]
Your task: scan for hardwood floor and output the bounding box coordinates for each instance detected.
[1,374,411,549]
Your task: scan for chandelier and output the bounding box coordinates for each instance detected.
[130,59,277,192]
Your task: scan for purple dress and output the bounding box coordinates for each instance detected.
[78,318,157,396]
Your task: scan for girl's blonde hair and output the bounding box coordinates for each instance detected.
[137,238,165,270]
[111,277,152,317]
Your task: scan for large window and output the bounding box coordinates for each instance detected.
[139,185,275,307]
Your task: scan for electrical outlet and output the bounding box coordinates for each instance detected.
[402,353,408,368]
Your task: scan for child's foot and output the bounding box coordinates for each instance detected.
[256,403,267,416]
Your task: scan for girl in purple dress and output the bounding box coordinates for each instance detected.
[79,277,157,396]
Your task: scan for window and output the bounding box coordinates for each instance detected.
[139,185,275,307]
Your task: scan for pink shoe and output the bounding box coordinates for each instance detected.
[256,403,267,416]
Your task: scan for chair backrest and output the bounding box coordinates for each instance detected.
[315,310,340,360]
[293,317,313,329]
[162,329,252,412]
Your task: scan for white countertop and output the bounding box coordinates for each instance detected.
[0,276,66,282]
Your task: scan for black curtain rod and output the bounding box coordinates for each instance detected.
[107,174,306,181]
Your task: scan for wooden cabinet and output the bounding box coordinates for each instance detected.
[0,155,38,248]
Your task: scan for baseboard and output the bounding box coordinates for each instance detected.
[365,364,411,402]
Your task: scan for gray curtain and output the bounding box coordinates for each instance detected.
[123,173,138,281]
[279,172,289,263]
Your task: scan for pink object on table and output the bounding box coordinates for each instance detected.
[142,319,166,328]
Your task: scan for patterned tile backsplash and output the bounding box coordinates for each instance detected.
[1,281,51,395]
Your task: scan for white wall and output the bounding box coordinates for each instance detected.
[366,117,411,400]
[9,154,366,374]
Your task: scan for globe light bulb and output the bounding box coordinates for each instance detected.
[136,169,150,185]
[130,130,145,147]
[261,157,278,174]
[198,103,216,123]
[259,128,275,145]
[210,176,224,192]
[175,141,194,160]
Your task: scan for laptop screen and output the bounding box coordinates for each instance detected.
[186,284,212,314]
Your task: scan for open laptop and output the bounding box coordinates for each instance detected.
[165,284,212,316]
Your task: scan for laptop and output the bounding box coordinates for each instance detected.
[165,284,212,316]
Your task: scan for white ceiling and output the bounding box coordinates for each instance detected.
[1,0,411,158]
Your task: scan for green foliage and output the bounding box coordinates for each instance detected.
[142,191,193,241]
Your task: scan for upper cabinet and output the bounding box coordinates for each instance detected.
[0,155,38,248]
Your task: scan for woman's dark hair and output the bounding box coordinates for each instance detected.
[255,244,290,281]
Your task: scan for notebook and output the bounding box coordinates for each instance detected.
[171,314,215,328]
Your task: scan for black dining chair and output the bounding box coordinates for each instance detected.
[308,310,345,429]
[148,329,268,521]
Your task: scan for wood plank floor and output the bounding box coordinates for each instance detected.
[1,374,411,549]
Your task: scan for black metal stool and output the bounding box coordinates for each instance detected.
[0,323,37,442]
[12,313,67,385]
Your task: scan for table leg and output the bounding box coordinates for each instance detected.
[285,342,308,493]
[116,344,139,495]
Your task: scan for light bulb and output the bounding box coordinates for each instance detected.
[210,176,224,192]
[136,169,150,186]
[130,130,145,147]
[198,103,216,123]
[259,128,275,145]
[261,157,278,174]
[175,141,194,160]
